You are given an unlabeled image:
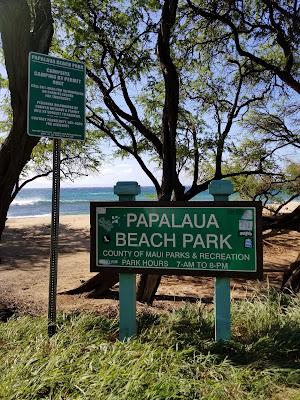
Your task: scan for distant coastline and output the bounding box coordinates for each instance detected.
[8,186,299,219]
[8,186,214,218]
[8,186,153,218]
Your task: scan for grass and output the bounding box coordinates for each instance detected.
[0,291,299,400]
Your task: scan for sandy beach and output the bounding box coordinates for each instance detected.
[264,201,300,214]
[1,211,300,316]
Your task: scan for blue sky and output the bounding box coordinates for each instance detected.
[29,157,157,188]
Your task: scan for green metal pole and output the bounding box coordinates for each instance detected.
[209,180,234,341]
[114,181,141,341]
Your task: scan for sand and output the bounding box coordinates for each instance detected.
[0,212,300,316]
[266,201,300,213]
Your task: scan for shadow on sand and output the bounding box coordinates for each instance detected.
[0,223,89,271]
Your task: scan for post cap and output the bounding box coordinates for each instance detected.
[114,181,141,196]
[209,180,234,196]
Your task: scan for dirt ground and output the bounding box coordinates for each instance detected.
[0,215,299,316]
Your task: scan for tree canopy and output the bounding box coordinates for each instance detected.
[53,0,299,203]
[187,0,300,94]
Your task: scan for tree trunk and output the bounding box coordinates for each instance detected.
[62,270,119,297]
[281,253,300,294]
[64,0,181,305]
[262,209,300,294]
[136,274,162,304]
[136,0,180,304]
[0,0,53,239]
[262,206,300,232]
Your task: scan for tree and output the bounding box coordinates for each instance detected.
[55,0,299,302]
[222,103,300,213]
[0,0,53,239]
[186,0,300,94]
[10,134,103,202]
[187,0,300,293]
[2,1,297,300]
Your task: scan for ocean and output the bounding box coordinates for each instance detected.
[8,187,215,218]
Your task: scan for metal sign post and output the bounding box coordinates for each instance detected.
[209,180,233,341]
[27,52,85,337]
[48,139,61,337]
[114,182,141,341]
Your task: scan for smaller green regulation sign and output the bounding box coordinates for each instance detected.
[90,202,263,279]
[27,52,85,140]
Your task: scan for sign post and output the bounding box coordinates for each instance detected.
[114,182,141,341]
[27,52,85,337]
[209,180,234,341]
[48,139,61,337]
[91,199,263,338]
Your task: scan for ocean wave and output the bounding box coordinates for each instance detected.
[7,213,51,219]
[61,199,90,203]
[11,198,45,206]
[89,192,114,195]
[11,198,93,206]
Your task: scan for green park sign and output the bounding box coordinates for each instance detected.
[90,201,263,279]
[27,52,85,140]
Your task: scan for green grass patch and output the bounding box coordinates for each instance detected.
[0,291,299,399]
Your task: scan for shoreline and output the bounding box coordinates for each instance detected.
[1,206,300,316]
[6,214,90,230]
[7,200,300,222]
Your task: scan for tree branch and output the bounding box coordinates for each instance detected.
[87,113,161,195]
[86,68,163,157]
[187,0,300,94]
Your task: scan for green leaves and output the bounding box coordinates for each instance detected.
[21,133,103,184]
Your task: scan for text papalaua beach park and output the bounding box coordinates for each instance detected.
[91,203,262,278]
[115,212,232,249]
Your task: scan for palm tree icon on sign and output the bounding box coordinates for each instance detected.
[103,234,111,244]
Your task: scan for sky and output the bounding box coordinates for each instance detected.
[28,157,158,188]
